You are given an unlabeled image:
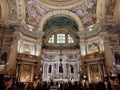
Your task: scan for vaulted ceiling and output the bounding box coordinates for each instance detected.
[0,0,119,31]
[25,0,97,28]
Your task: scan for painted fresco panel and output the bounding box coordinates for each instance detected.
[89,64,102,83]
[20,64,33,82]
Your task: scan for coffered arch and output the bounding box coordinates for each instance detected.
[38,10,83,32]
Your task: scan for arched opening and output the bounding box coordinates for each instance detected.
[41,15,81,82]
[38,10,83,31]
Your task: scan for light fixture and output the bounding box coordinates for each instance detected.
[29,28,32,31]
[89,28,92,31]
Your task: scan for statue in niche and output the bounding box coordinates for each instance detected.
[59,63,63,73]
[70,65,74,73]
[0,52,7,64]
[48,65,52,73]
[54,64,56,74]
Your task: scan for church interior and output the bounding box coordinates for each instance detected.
[0,0,120,90]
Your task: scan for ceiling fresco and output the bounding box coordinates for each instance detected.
[25,0,50,28]
[0,0,118,30]
[72,0,97,27]
[25,0,97,28]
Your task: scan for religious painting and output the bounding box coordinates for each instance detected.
[20,64,33,82]
[89,64,102,83]
[25,0,49,28]
[72,0,97,27]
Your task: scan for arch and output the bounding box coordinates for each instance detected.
[38,10,83,32]
[38,0,84,9]
[0,0,12,22]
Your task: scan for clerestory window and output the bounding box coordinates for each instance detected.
[48,33,74,44]
[68,34,74,43]
[57,34,65,43]
[48,35,54,43]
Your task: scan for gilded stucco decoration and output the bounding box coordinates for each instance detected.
[72,0,97,27]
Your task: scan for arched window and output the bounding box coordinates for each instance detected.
[57,34,65,43]
[48,33,74,44]
[48,35,54,43]
[68,34,74,43]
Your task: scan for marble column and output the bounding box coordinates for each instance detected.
[99,32,115,77]
[35,31,44,79]
[79,38,87,75]
[35,38,42,78]
[7,30,20,76]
